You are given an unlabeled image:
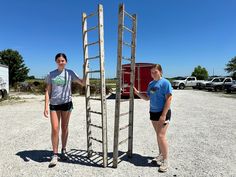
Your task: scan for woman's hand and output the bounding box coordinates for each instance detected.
[133,86,150,101]
[44,108,49,118]
[133,86,139,94]
[159,115,166,126]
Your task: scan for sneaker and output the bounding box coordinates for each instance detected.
[159,159,169,172]
[61,148,69,161]
[48,154,58,168]
[152,154,163,166]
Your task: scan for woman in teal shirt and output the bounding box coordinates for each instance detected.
[134,64,172,172]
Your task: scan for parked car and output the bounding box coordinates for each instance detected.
[0,64,9,99]
[205,77,233,91]
[195,77,214,90]
[171,76,202,89]
[224,80,236,93]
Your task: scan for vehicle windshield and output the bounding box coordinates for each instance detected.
[175,77,186,80]
[207,78,213,81]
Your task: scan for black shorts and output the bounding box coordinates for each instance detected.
[150,109,171,121]
[49,101,73,112]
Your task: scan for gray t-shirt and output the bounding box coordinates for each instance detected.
[45,69,80,105]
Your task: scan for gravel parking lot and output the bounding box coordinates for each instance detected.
[0,90,235,177]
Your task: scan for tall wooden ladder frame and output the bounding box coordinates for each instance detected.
[82,4,108,168]
[113,3,137,168]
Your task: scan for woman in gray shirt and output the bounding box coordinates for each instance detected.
[44,53,85,167]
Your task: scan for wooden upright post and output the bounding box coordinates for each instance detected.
[82,12,92,157]
[128,14,137,157]
[98,4,108,168]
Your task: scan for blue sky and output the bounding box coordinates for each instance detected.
[0,0,236,78]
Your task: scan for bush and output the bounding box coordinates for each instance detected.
[13,80,113,96]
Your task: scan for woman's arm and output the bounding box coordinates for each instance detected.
[75,77,86,87]
[160,93,172,121]
[44,84,51,118]
[133,86,150,101]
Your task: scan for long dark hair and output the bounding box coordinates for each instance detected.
[55,53,67,62]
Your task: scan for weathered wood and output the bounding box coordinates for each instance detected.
[82,4,108,168]
[123,25,134,33]
[85,25,98,33]
[113,3,125,168]
[128,14,137,158]
[82,12,92,158]
[98,4,108,168]
[113,3,137,168]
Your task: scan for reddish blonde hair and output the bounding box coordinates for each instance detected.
[151,64,163,76]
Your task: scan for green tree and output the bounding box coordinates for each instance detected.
[191,65,209,80]
[0,49,29,86]
[225,56,236,79]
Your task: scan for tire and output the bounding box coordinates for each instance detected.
[226,89,231,93]
[0,90,3,100]
[214,86,220,92]
[179,84,185,90]
[2,90,7,99]
[172,86,178,89]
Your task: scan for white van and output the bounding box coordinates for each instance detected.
[0,64,9,99]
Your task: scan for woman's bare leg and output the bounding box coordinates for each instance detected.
[151,121,161,154]
[156,121,169,159]
[61,111,71,149]
[50,111,61,154]
[152,120,169,159]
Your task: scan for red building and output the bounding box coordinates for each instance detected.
[121,63,154,97]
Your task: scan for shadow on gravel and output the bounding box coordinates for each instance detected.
[61,149,155,168]
[16,150,52,163]
[15,149,156,168]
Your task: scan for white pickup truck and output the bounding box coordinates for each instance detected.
[0,64,9,99]
[171,76,201,89]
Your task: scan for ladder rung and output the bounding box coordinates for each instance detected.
[122,57,132,61]
[90,123,102,129]
[119,137,129,145]
[85,12,98,19]
[119,124,130,131]
[124,10,135,20]
[123,41,133,48]
[85,26,98,33]
[91,137,103,143]
[86,41,99,47]
[123,71,131,74]
[123,25,134,33]
[86,55,100,60]
[120,99,130,102]
[87,70,101,73]
[122,84,130,88]
[120,111,130,117]
[89,110,102,115]
[118,152,127,160]
[86,84,98,87]
[89,97,101,101]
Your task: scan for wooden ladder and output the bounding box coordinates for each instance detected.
[113,3,137,168]
[82,4,108,168]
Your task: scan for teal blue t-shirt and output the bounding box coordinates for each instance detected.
[147,78,172,112]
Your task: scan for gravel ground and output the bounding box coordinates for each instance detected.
[0,90,236,177]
